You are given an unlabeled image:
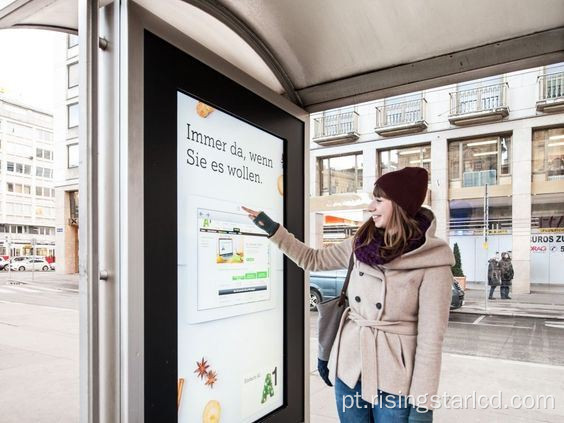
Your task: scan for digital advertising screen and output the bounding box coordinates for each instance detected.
[177,91,285,422]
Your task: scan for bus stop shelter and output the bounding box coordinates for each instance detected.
[0,1,563,422]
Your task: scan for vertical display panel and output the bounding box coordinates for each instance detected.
[144,30,305,423]
[177,91,284,421]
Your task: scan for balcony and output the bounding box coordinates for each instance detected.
[448,83,509,126]
[313,111,359,146]
[375,99,427,136]
[536,72,564,113]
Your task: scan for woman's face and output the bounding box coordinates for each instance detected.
[367,196,393,228]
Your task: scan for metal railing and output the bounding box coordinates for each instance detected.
[462,170,497,187]
[449,217,512,232]
[449,83,508,116]
[538,71,564,101]
[375,98,426,128]
[313,110,359,139]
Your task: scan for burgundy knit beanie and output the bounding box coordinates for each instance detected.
[375,167,428,216]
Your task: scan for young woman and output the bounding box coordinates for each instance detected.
[243,167,454,422]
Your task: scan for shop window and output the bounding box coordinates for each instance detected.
[318,153,363,196]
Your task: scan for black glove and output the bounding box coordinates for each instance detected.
[252,212,280,237]
[317,358,332,387]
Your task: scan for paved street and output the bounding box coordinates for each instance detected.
[1,274,564,422]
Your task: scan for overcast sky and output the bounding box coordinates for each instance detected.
[0,29,65,112]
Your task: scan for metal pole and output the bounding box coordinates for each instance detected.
[6,236,11,283]
[32,238,35,283]
[79,0,100,421]
[484,183,489,311]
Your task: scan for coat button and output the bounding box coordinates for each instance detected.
[359,271,364,276]
[355,296,361,302]
[376,302,382,309]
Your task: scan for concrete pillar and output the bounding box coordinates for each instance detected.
[363,146,377,191]
[512,127,532,294]
[431,135,449,241]
[309,212,325,248]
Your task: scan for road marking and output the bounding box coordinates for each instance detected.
[450,321,531,329]
[472,315,486,324]
[10,286,41,293]
[0,288,15,294]
[545,321,564,329]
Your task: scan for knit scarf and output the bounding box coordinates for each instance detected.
[354,211,431,266]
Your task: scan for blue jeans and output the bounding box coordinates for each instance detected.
[335,377,433,422]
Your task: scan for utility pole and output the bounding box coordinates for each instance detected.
[484,184,489,310]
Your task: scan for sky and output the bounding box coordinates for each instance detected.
[0,28,65,112]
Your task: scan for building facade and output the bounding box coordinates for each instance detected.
[309,63,564,294]
[0,97,56,258]
[53,34,79,273]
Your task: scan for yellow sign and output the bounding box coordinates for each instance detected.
[483,242,488,249]
[539,228,564,233]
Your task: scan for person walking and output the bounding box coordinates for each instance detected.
[499,252,514,300]
[243,167,454,422]
[487,253,501,300]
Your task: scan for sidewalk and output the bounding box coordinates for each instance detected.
[453,283,564,320]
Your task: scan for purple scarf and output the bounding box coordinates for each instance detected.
[354,211,431,266]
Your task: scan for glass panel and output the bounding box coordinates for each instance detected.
[319,158,330,196]
[532,130,546,173]
[500,136,511,175]
[68,63,79,88]
[68,103,79,128]
[356,154,363,192]
[68,143,79,168]
[461,137,499,187]
[329,155,357,195]
[547,127,564,179]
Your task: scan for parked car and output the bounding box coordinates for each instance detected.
[0,257,8,270]
[309,271,465,311]
[9,257,51,272]
[49,262,56,271]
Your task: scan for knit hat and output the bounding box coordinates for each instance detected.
[375,167,428,216]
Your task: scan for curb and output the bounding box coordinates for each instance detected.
[452,308,564,320]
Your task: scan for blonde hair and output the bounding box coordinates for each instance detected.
[354,184,423,261]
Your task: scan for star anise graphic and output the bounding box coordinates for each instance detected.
[194,357,210,379]
[205,370,218,388]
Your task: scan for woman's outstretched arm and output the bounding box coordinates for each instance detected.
[242,206,353,272]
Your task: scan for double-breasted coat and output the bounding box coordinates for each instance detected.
[269,207,454,409]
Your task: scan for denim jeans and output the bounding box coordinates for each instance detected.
[334,377,433,422]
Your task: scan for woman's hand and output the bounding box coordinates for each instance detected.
[241,206,280,237]
[241,206,259,220]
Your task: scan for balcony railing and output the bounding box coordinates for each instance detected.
[375,99,427,136]
[449,83,509,125]
[313,111,359,145]
[462,170,497,187]
[537,72,564,112]
[449,217,512,233]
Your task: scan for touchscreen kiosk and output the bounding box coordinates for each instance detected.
[144,31,305,422]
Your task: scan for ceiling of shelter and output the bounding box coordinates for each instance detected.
[1,0,563,111]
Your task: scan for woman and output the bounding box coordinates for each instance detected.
[499,252,514,300]
[243,167,454,422]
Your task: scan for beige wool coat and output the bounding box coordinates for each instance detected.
[269,207,454,409]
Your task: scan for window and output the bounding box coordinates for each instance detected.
[36,166,53,178]
[532,127,564,180]
[318,153,363,196]
[7,161,31,175]
[36,148,53,160]
[68,103,79,128]
[37,129,52,142]
[5,122,32,138]
[68,63,79,88]
[68,34,78,48]
[68,143,79,168]
[379,145,431,181]
[449,135,512,187]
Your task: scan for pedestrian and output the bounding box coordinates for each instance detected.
[243,167,454,422]
[499,252,514,300]
[487,253,501,300]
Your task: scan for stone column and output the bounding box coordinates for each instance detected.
[431,136,449,241]
[309,212,325,248]
[512,127,532,294]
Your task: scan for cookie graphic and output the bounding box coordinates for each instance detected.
[202,400,221,423]
[197,102,214,118]
[277,175,283,196]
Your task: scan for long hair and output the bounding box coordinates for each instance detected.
[354,183,424,261]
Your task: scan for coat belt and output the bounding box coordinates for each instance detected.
[347,308,418,404]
